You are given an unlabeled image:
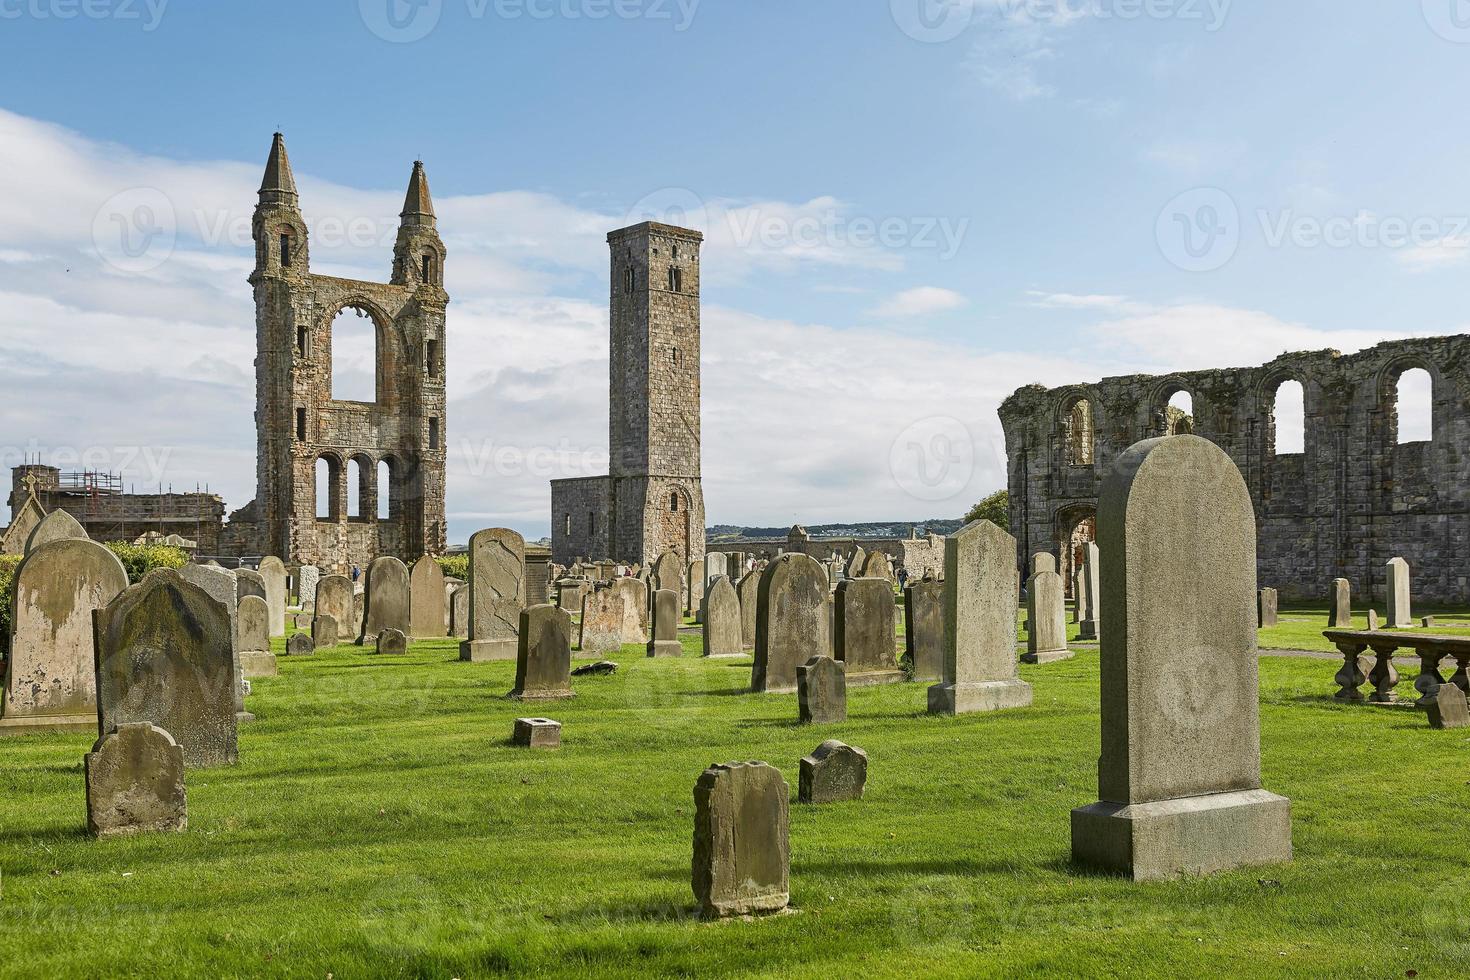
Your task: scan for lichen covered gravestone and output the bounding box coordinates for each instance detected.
[1070,435,1292,881]
[84,722,187,838]
[753,553,831,694]
[798,655,846,724]
[904,581,945,683]
[315,575,354,643]
[579,588,626,656]
[297,564,320,609]
[1023,567,1071,664]
[1428,684,1470,730]
[236,567,267,604]
[177,563,248,724]
[737,571,759,651]
[510,604,574,700]
[859,550,890,582]
[648,589,683,658]
[798,740,867,804]
[256,556,288,638]
[312,614,339,650]
[358,556,410,645]
[461,528,527,662]
[23,508,87,554]
[409,555,447,638]
[450,585,470,639]
[692,761,790,918]
[611,577,648,644]
[375,628,408,656]
[286,632,315,656]
[236,595,278,678]
[701,576,742,658]
[834,578,903,685]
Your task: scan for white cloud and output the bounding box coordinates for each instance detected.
[869,286,968,318]
[1398,234,1470,272]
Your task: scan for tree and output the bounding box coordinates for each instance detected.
[964,490,1009,532]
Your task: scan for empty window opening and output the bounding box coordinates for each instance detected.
[1065,398,1094,465]
[295,407,306,442]
[315,457,334,520]
[426,339,439,378]
[624,267,635,293]
[296,326,307,357]
[428,417,440,450]
[346,457,363,519]
[668,267,683,292]
[670,491,680,512]
[330,306,376,403]
[421,253,434,282]
[1167,391,1194,435]
[280,232,292,267]
[588,511,596,535]
[1397,368,1433,443]
[1273,380,1305,455]
[377,460,392,520]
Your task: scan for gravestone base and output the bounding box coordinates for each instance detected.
[843,668,906,687]
[236,710,256,724]
[1021,647,1075,665]
[0,713,97,736]
[509,687,574,702]
[239,652,278,678]
[648,640,683,658]
[512,717,562,748]
[1078,621,1097,640]
[1070,789,1292,882]
[460,639,517,662]
[927,678,1033,716]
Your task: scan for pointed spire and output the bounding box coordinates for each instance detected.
[259,132,298,202]
[400,160,435,226]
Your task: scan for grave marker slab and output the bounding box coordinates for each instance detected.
[648,589,683,658]
[409,556,447,638]
[798,656,846,724]
[798,740,867,804]
[579,588,626,656]
[84,722,187,838]
[904,581,945,683]
[752,553,831,694]
[461,529,527,662]
[1023,568,1072,664]
[834,578,903,685]
[510,604,574,700]
[701,576,742,658]
[692,762,790,918]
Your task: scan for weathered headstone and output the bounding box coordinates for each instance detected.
[84,722,187,838]
[752,553,831,693]
[579,588,627,656]
[859,550,890,582]
[652,550,682,598]
[297,564,320,608]
[798,740,867,804]
[1428,683,1470,729]
[1387,557,1413,628]
[513,717,562,748]
[375,628,408,656]
[236,595,278,678]
[648,588,682,658]
[692,762,790,918]
[1,538,129,734]
[1031,552,1057,577]
[409,556,447,638]
[312,614,339,649]
[798,655,846,724]
[1023,568,1071,664]
[704,551,727,586]
[315,575,354,643]
[95,569,238,769]
[928,520,1033,715]
[737,571,759,650]
[904,581,945,683]
[286,632,315,656]
[257,556,288,638]
[701,576,742,657]
[1367,608,1381,631]
[686,561,704,620]
[845,546,866,580]
[449,585,470,639]
[24,508,87,555]
[834,578,903,685]
[236,567,267,604]
[557,578,588,614]
[1078,542,1100,640]
[510,604,574,700]
[611,577,648,644]
[1070,435,1291,881]
[1257,587,1279,629]
[178,563,249,724]
[358,556,410,644]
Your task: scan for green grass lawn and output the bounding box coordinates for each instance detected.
[3,627,1470,978]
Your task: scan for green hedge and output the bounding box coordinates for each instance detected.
[103,543,189,584]
[0,553,21,656]
[436,555,469,581]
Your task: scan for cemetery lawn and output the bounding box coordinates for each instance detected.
[3,633,1470,978]
[1259,605,1470,653]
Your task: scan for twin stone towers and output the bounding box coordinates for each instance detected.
[224,134,704,572]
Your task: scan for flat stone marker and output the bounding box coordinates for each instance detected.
[1023,568,1072,664]
[95,569,238,769]
[702,576,742,658]
[611,577,648,644]
[315,575,354,643]
[1257,587,1279,628]
[359,556,410,644]
[257,556,288,638]
[312,614,340,649]
[1078,541,1101,640]
[798,740,868,804]
[1070,435,1291,881]
[737,571,759,650]
[753,553,831,694]
[510,604,574,700]
[1329,578,1351,629]
[1428,684,1470,730]
[24,508,87,554]
[461,529,527,662]
[513,717,562,748]
[449,585,470,639]
[237,595,278,678]
[1,537,129,734]
[579,588,627,656]
[409,555,447,639]
[375,628,408,656]
[692,761,790,918]
[84,722,187,838]
[834,578,903,685]
[286,633,315,656]
[798,656,846,724]
[904,581,945,683]
[648,589,683,658]
[928,521,1033,715]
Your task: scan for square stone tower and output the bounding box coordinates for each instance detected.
[551,221,705,566]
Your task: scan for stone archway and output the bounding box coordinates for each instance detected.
[1054,505,1097,600]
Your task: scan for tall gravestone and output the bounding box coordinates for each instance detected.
[692,762,790,918]
[256,556,288,638]
[450,585,470,639]
[701,576,742,658]
[648,588,683,658]
[461,528,527,662]
[297,565,320,610]
[236,595,278,678]
[927,521,1033,715]
[1386,557,1413,628]
[845,546,866,580]
[94,569,238,769]
[859,550,891,582]
[1257,587,1279,628]
[686,561,704,620]
[652,551,682,601]
[904,581,945,683]
[752,553,831,694]
[178,563,249,723]
[1078,542,1100,640]
[509,604,574,700]
[1329,578,1351,628]
[1031,552,1057,577]
[1023,568,1071,664]
[579,588,626,656]
[1,538,129,734]
[236,568,267,604]
[23,508,87,554]
[704,551,727,587]
[834,578,903,685]
[1070,435,1291,880]
[409,556,447,639]
[611,577,648,644]
[315,575,354,643]
[737,571,759,651]
[358,556,411,645]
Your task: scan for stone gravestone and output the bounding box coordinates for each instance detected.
[1070,435,1292,881]
[1078,542,1101,640]
[236,567,267,604]
[737,571,760,651]
[409,556,447,639]
[95,569,238,769]
[23,508,87,554]
[704,551,727,587]
[1386,557,1413,628]
[752,553,831,694]
[557,579,588,615]
[236,595,278,678]
[509,604,574,700]
[1257,587,1279,628]
[312,614,339,650]
[1031,552,1057,577]
[1428,684,1470,729]
[297,565,320,609]
[459,531,527,662]
[904,581,945,683]
[449,586,470,639]
[859,550,890,582]
[686,561,705,620]
[1367,608,1381,631]
[1328,578,1351,628]
[648,589,683,658]
[845,546,866,580]
[315,575,354,643]
[178,563,249,723]
[2,538,130,733]
[84,722,187,838]
[652,550,682,599]
[256,556,289,638]
[512,717,562,748]
[701,576,742,658]
[611,577,648,644]
[1023,568,1071,664]
[358,556,411,645]
[692,761,790,918]
[927,521,1033,715]
[798,655,846,724]
[798,740,867,804]
[286,632,315,656]
[834,578,903,685]
[375,628,408,656]
[579,588,627,656]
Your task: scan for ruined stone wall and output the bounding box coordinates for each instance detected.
[999,337,1470,604]
[708,531,945,578]
[550,475,613,563]
[8,465,224,551]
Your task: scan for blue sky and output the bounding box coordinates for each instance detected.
[0,1,1464,544]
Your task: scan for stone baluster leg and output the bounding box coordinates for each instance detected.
[1367,644,1400,704]
[1414,649,1447,707]
[1332,641,1368,701]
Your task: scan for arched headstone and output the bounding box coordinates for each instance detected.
[752,553,830,693]
[461,529,526,662]
[358,556,410,645]
[409,556,447,638]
